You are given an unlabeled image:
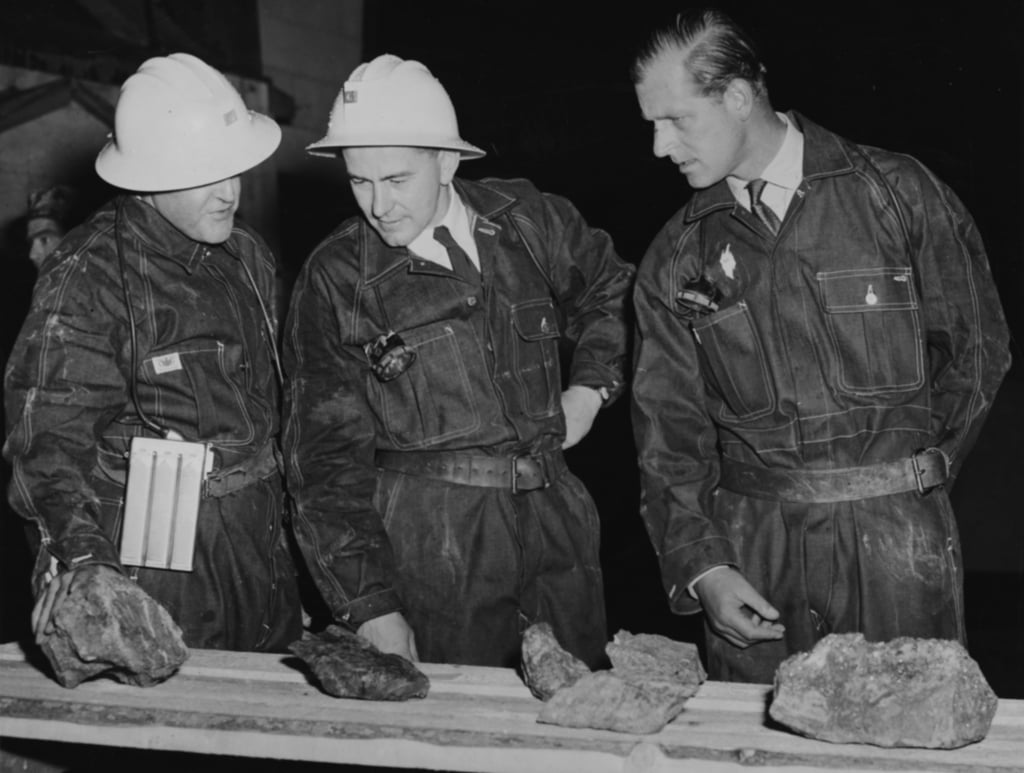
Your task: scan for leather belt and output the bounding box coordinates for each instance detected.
[718,448,949,504]
[375,449,567,494]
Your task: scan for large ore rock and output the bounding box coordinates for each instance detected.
[770,633,998,749]
[521,622,590,700]
[288,625,429,701]
[537,672,693,735]
[40,565,188,688]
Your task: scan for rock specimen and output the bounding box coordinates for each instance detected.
[770,633,998,749]
[40,565,188,688]
[538,671,693,735]
[521,622,590,700]
[288,625,430,701]
[527,626,706,734]
[607,630,706,690]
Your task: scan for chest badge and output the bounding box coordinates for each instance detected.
[151,352,183,375]
[719,243,737,280]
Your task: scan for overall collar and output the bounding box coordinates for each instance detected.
[359,177,519,284]
[117,193,224,272]
[684,111,856,223]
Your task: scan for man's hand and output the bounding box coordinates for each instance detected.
[560,385,603,450]
[32,565,119,643]
[357,611,419,662]
[694,567,785,649]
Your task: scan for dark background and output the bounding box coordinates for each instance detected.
[2,0,1022,702]
[357,0,1024,696]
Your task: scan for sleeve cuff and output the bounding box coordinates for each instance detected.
[686,564,732,599]
[337,588,403,628]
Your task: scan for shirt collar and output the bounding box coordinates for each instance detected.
[408,186,477,266]
[726,112,804,202]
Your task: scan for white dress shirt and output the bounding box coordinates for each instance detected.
[726,112,804,223]
[408,186,480,270]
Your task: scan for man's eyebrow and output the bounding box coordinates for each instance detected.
[347,170,412,181]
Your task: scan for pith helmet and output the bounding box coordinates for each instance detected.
[95,53,281,192]
[307,53,484,159]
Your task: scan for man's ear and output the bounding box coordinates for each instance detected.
[439,150,461,184]
[724,78,755,120]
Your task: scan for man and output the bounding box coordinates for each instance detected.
[4,53,302,651]
[25,185,78,270]
[630,9,1011,683]
[284,54,633,668]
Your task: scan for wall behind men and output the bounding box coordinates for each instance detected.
[358,0,1024,692]
[361,1,1023,334]
[361,0,1024,562]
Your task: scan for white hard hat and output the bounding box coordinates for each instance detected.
[307,54,484,159]
[95,53,281,192]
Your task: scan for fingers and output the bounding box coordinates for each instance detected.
[32,571,75,642]
[30,589,52,640]
[407,634,420,663]
[712,607,785,649]
[740,591,781,623]
[699,570,786,649]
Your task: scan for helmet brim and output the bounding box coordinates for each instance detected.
[96,112,281,192]
[306,132,485,160]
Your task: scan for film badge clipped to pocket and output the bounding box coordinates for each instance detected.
[119,436,213,572]
[364,330,416,382]
[678,275,723,319]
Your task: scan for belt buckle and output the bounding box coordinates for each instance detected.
[509,452,544,495]
[511,454,521,495]
[204,465,244,497]
[911,447,947,495]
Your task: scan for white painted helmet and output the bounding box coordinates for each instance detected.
[95,53,281,191]
[307,53,484,159]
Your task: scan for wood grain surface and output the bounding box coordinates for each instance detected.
[2,642,1022,772]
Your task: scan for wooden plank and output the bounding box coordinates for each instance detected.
[2,642,1022,772]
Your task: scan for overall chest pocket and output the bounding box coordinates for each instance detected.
[510,299,562,419]
[691,301,775,422]
[140,342,255,445]
[817,268,924,394]
[369,320,479,448]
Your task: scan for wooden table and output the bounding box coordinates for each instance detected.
[1,641,1022,772]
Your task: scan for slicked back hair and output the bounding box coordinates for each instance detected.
[632,8,768,100]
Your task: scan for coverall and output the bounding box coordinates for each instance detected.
[632,113,1011,682]
[4,194,302,651]
[284,177,634,668]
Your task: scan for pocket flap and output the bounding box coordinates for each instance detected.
[511,300,560,341]
[817,269,916,313]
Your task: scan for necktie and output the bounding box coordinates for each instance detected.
[747,178,781,236]
[434,225,479,285]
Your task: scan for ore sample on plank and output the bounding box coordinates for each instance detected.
[528,626,705,734]
[538,671,694,735]
[770,633,998,749]
[40,565,188,688]
[607,630,706,691]
[521,621,590,700]
[288,624,429,700]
